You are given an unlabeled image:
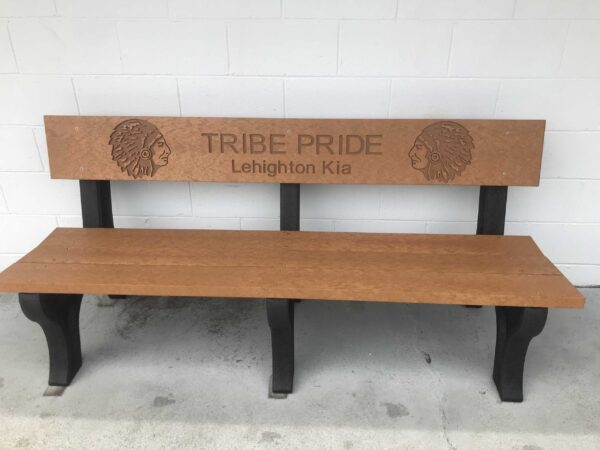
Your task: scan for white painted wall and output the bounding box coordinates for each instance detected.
[0,0,599,285]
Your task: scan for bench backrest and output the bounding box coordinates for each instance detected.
[44,115,546,235]
[45,116,545,186]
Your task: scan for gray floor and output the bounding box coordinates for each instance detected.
[0,289,598,449]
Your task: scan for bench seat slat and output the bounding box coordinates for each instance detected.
[21,249,559,276]
[22,234,559,276]
[0,262,581,309]
[31,227,541,256]
[0,228,583,309]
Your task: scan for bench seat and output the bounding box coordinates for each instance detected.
[0,227,583,309]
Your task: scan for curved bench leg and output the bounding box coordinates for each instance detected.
[19,293,83,386]
[266,299,294,396]
[493,306,548,402]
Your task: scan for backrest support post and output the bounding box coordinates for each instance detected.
[477,186,508,235]
[79,180,114,228]
[280,183,300,231]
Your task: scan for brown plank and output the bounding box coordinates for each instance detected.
[0,263,581,308]
[28,228,546,257]
[45,116,545,186]
[21,229,559,276]
[22,249,559,276]
[0,228,583,308]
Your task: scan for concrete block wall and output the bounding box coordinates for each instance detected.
[0,0,599,285]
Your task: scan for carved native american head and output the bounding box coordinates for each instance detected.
[109,119,171,179]
[409,121,473,183]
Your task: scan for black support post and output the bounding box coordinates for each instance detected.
[265,183,300,396]
[493,306,548,402]
[79,180,114,228]
[476,185,508,236]
[19,181,113,388]
[19,293,83,386]
[266,299,295,394]
[476,186,548,402]
[280,183,300,231]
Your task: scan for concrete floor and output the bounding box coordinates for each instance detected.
[0,289,598,449]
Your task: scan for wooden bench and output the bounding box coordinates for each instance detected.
[0,116,583,402]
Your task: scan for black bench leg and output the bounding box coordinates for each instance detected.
[266,299,294,395]
[19,293,83,386]
[493,306,548,402]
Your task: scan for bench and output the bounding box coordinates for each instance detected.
[0,116,583,402]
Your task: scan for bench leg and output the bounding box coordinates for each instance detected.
[266,299,294,395]
[493,306,548,402]
[19,293,83,386]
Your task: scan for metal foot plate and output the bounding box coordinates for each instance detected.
[43,386,66,397]
[268,376,288,399]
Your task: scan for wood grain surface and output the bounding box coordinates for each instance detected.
[0,228,583,308]
[45,116,545,186]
